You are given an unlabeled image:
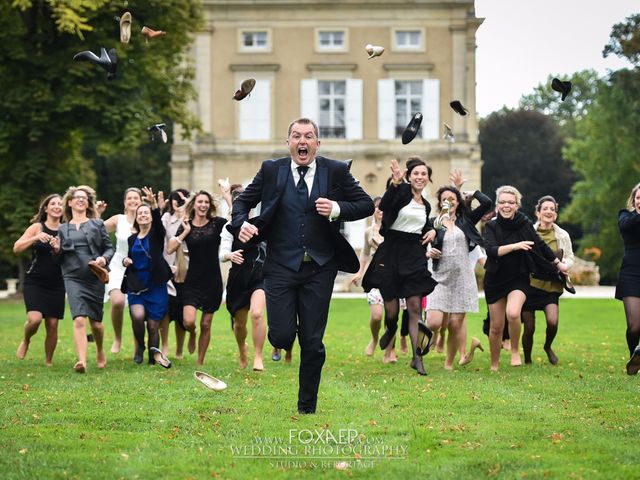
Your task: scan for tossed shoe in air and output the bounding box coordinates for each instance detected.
[73,47,118,80]
[233,79,256,101]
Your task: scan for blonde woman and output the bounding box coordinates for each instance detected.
[482,186,568,371]
[13,194,65,366]
[616,182,640,375]
[51,186,114,373]
[100,187,143,354]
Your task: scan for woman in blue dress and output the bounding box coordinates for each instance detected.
[122,187,172,367]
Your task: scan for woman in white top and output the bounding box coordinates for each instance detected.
[100,187,142,354]
[363,157,437,376]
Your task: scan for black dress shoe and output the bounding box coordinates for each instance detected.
[626,346,640,375]
[449,100,469,116]
[297,408,316,415]
[134,346,144,364]
[379,321,398,350]
[401,112,423,145]
[233,78,256,101]
[551,77,572,101]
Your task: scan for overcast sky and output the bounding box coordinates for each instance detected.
[474,0,638,117]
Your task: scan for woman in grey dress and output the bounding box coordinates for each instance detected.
[51,186,114,373]
[426,180,492,370]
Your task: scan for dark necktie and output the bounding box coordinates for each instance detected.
[297,166,309,197]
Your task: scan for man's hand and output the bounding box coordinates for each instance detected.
[239,222,259,243]
[315,197,333,218]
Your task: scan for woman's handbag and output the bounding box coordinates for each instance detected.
[122,269,148,295]
[173,245,188,283]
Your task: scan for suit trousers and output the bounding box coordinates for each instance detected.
[263,258,337,412]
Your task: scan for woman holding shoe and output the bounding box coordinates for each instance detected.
[13,194,65,366]
[122,187,172,368]
[426,171,492,370]
[363,156,437,376]
[52,186,114,373]
[483,186,568,371]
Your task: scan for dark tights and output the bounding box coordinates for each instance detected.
[385,296,422,358]
[130,305,160,356]
[521,304,559,363]
[623,297,640,356]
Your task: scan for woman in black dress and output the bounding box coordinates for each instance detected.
[363,157,437,376]
[483,186,568,371]
[51,186,114,373]
[220,186,267,371]
[13,194,65,366]
[616,182,640,375]
[167,191,227,366]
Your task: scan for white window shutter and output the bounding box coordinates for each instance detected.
[345,79,363,140]
[377,79,395,139]
[422,79,439,140]
[300,79,319,121]
[239,79,271,140]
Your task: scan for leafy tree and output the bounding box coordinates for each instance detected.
[0,1,202,275]
[562,13,640,283]
[519,70,605,138]
[479,108,577,220]
[562,70,640,283]
[603,13,640,66]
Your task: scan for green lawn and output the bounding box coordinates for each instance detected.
[0,297,637,479]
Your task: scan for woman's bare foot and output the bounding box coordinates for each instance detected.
[239,343,248,369]
[175,352,184,360]
[188,332,196,354]
[383,351,398,363]
[400,336,408,355]
[511,352,522,367]
[45,361,53,367]
[96,350,106,369]
[502,340,510,350]
[364,339,376,356]
[436,333,445,353]
[74,361,86,373]
[284,350,292,363]
[253,356,264,371]
[443,363,454,371]
[490,364,499,372]
[110,340,121,354]
[17,340,29,359]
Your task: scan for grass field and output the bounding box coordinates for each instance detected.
[0,296,638,479]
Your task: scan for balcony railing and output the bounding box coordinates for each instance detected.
[320,126,346,139]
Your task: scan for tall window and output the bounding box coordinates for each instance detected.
[318,81,346,139]
[395,81,423,138]
[240,30,269,52]
[394,29,422,50]
[318,30,345,50]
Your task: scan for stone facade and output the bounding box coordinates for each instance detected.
[172,0,484,244]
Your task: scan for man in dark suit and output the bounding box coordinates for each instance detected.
[231,117,374,414]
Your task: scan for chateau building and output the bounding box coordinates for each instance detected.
[171,0,483,247]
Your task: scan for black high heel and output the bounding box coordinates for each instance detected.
[416,321,433,357]
[379,321,398,350]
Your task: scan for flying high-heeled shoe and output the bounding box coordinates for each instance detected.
[141,26,167,41]
[365,44,385,59]
[148,123,168,143]
[120,12,132,44]
[73,47,117,80]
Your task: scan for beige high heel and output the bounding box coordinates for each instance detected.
[459,337,484,366]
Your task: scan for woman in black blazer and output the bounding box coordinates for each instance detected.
[483,185,568,371]
[616,182,640,375]
[122,188,172,367]
[363,156,437,376]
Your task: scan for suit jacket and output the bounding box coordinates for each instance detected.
[378,182,434,237]
[122,208,172,293]
[57,219,114,274]
[230,155,374,273]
